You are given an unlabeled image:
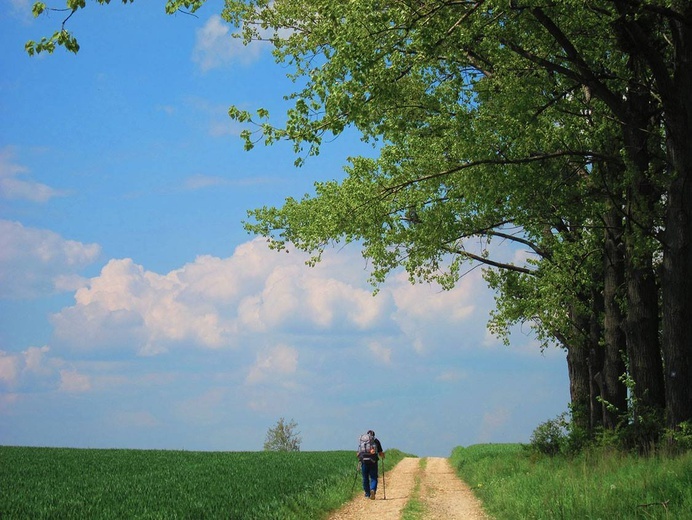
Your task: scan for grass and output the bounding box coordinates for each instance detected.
[0,446,411,519]
[400,458,426,520]
[450,444,692,520]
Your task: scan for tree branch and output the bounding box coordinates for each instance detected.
[380,149,616,197]
[511,7,627,120]
[442,245,536,275]
[488,230,548,258]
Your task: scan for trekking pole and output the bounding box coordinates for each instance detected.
[381,457,386,500]
[351,461,360,495]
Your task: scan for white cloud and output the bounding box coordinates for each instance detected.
[192,14,294,72]
[0,220,101,299]
[0,351,19,386]
[0,146,68,202]
[0,236,570,451]
[237,260,388,333]
[192,15,264,72]
[46,238,498,364]
[51,257,234,356]
[59,369,91,392]
[0,345,89,394]
[367,340,392,365]
[245,344,298,385]
[388,270,481,354]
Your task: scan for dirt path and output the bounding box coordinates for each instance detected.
[327,457,489,520]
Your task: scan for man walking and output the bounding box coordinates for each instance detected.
[357,430,385,499]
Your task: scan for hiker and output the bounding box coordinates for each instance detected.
[357,430,385,499]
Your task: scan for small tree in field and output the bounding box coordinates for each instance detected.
[264,417,301,452]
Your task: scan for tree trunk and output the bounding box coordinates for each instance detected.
[566,305,592,432]
[661,163,692,428]
[602,206,628,429]
[600,317,628,430]
[660,8,692,428]
[624,254,665,417]
[588,287,605,431]
[616,31,667,428]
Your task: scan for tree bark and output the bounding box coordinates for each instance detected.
[659,7,692,428]
[566,305,592,432]
[661,164,692,428]
[602,206,628,429]
[588,286,605,430]
[624,254,665,417]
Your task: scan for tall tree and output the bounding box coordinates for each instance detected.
[30,0,692,432]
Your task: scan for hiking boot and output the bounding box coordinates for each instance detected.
[364,493,370,499]
[370,491,376,500]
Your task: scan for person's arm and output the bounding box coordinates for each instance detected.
[376,439,385,458]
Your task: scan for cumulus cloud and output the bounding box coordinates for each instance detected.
[0,146,68,202]
[192,14,294,72]
[245,344,298,385]
[0,346,90,394]
[51,257,231,356]
[192,15,264,72]
[0,351,19,386]
[0,220,101,299]
[237,260,387,333]
[49,240,392,357]
[389,270,481,354]
[44,237,498,365]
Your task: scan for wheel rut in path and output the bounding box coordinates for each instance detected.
[327,456,489,520]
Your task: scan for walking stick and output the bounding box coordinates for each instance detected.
[381,457,386,500]
[351,460,360,495]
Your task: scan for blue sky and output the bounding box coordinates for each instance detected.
[1,1,569,456]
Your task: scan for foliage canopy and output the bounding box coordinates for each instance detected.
[27,0,692,440]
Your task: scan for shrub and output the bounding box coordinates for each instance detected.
[663,420,692,454]
[529,414,568,456]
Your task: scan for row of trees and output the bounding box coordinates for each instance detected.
[233,0,691,446]
[32,1,691,447]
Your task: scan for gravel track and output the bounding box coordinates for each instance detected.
[327,456,489,520]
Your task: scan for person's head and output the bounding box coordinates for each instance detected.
[368,430,375,437]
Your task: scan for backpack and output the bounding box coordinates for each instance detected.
[358,431,377,462]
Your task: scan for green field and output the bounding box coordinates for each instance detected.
[0,446,407,519]
[452,444,692,520]
[7,444,688,519]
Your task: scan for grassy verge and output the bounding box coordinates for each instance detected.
[450,444,692,520]
[400,458,427,520]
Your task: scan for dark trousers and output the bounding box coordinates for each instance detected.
[361,460,378,495]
